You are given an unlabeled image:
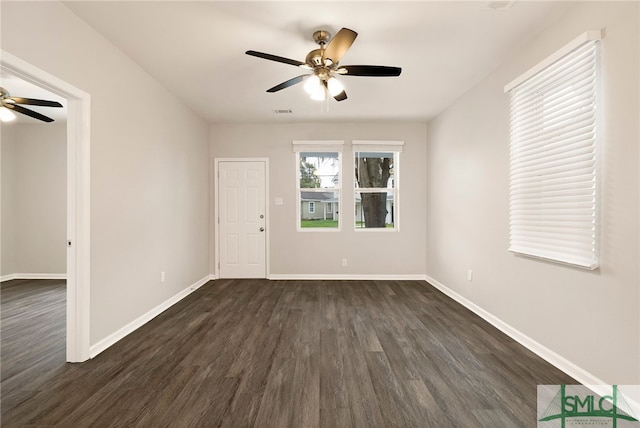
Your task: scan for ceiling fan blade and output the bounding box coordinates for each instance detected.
[339,65,402,77]
[333,90,347,102]
[323,28,357,65]
[9,97,63,107]
[267,75,308,93]
[7,104,55,122]
[246,50,305,67]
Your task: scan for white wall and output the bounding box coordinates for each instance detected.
[1,1,210,345]
[1,125,17,275]
[211,122,427,278]
[1,123,66,277]
[426,1,639,384]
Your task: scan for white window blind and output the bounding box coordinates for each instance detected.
[506,36,600,269]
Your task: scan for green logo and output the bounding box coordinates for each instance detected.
[538,385,639,427]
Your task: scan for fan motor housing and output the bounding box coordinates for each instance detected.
[305,49,325,67]
[312,30,331,45]
[307,30,333,67]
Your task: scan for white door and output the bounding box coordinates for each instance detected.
[218,161,266,278]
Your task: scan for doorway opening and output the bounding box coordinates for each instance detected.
[1,51,91,362]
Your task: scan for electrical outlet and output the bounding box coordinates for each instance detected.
[467,270,473,282]
[160,271,166,283]
[342,259,348,267]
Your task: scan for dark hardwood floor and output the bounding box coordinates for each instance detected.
[1,278,575,427]
[1,278,67,421]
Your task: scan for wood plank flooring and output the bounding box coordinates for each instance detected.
[1,278,67,421]
[1,278,575,427]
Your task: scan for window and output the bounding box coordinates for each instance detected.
[505,32,601,269]
[293,141,343,230]
[353,141,403,230]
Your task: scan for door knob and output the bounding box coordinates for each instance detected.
[259,227,265,232]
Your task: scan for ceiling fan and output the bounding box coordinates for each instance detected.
[246,28,401,102]
[0,87,63,123]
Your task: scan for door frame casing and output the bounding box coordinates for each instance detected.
[1,50,91,362]
[213,158,269,279]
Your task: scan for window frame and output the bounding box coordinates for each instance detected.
[353,141,404,232]
[293,140,344,232]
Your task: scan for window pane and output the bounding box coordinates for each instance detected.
[300,152,339,189]
[300,191,339,228]
[355,191,394,228]
[355,153,394,189]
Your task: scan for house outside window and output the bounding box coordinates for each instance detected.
[293,141,343,230]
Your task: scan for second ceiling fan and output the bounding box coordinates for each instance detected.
[246,28,401,102]
[0,87,63,122]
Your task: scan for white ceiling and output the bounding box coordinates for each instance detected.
[61,1,572,124]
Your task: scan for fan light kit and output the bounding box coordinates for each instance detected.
[0,105,16,122]
[0,87,63,123]
[246,27,401,102]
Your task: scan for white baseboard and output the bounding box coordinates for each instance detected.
[0,273,67,282]
[424,274,608,388]
[268,274,428,281]
[89,274,215,358]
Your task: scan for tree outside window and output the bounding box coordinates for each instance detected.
[355,151,398,229]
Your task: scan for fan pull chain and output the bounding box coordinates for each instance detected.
[318,86,329,114]
[323,87,329,114]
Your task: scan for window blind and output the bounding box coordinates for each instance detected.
[507,39,599,269]
[292,140,344,153]
[352,140,404,153]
